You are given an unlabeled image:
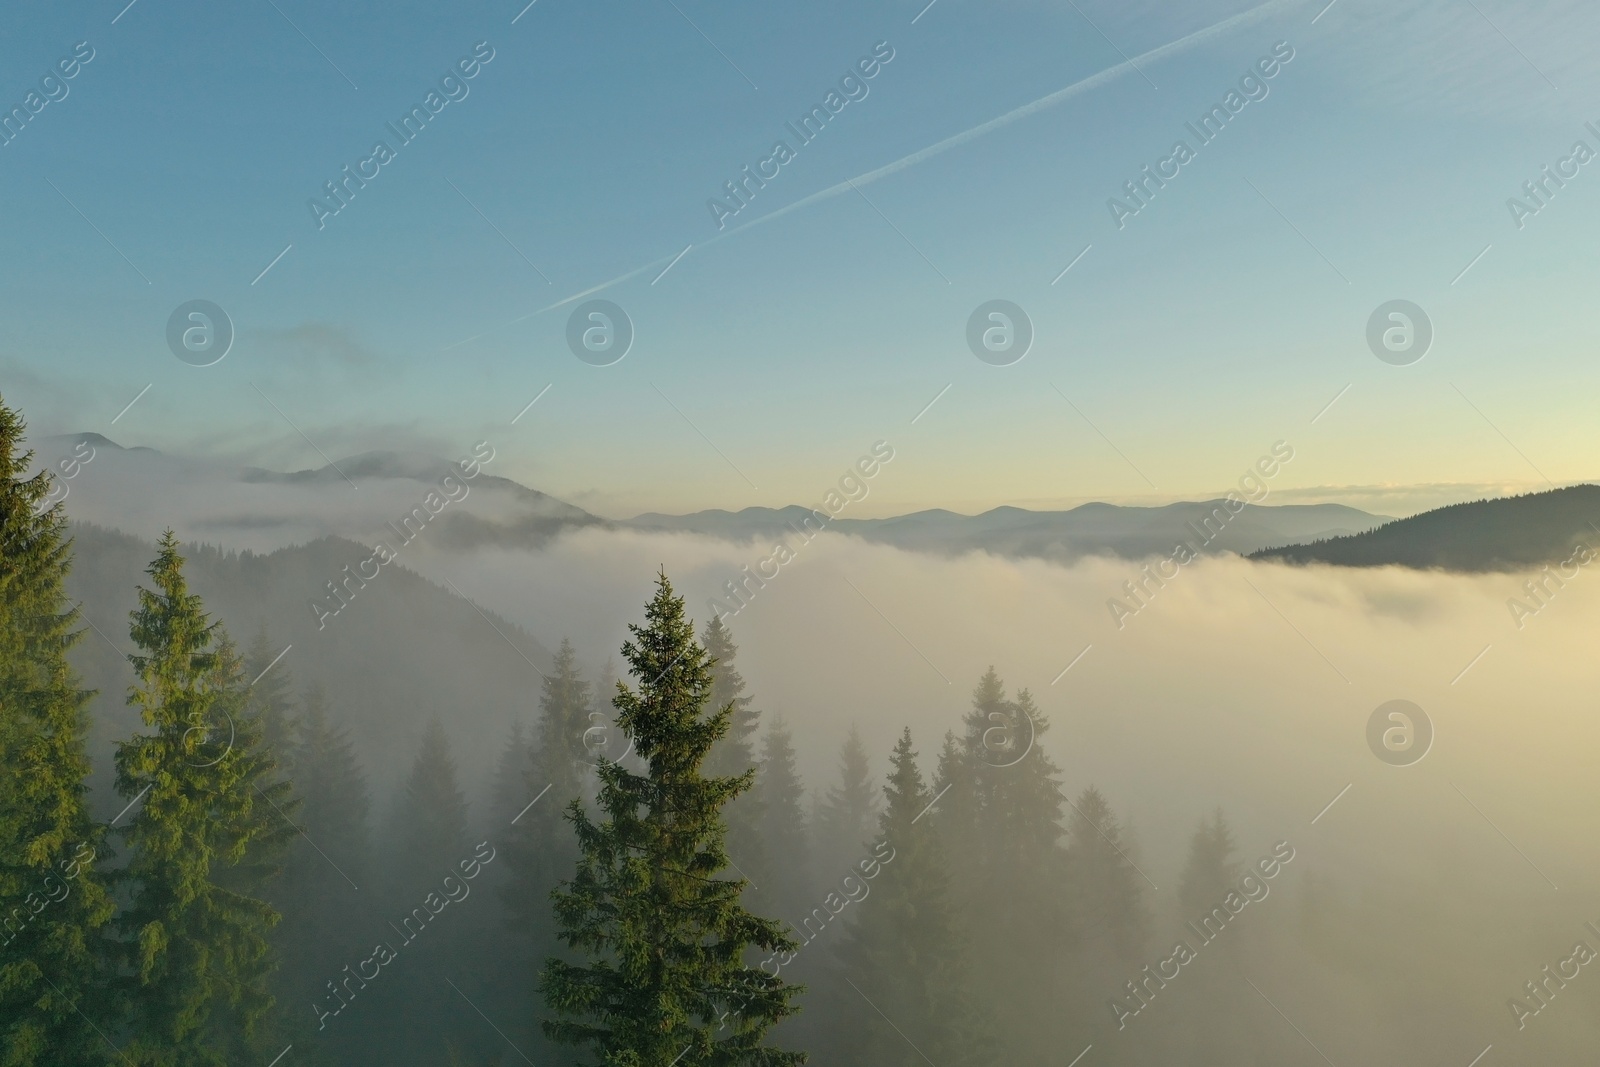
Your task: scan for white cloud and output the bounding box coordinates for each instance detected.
[409,523,1600,895]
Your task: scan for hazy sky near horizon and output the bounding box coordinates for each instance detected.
[3,0,1599,518]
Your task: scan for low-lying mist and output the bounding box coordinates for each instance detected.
[403,525,1600,1061]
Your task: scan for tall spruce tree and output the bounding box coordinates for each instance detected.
[502,639,591,933]
[369,717,475,1061]
[814,725,875,874]
[212,634,301,1061]
[1167,807,1248,1065]
[227,633,300,924]
[701,616,759,775]
[943,672,1071,902]
[500,639,592,1056]
[489,718,532,828]
[754,715,809,924]
[0,400,116,1067]
[837,729,989,1067]
[1064,786,1147,965]
[542,573,804,1066]
[700,616,765,890]
[114,532,294,1065]
[243,626,296,769]
[1178,808,1240,917]
[389,716,470,900]
[272,685,370,1028]
[942,672,1070,1064]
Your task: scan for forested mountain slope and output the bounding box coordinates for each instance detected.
[1250,485,1600,571]
[65,522,552,814]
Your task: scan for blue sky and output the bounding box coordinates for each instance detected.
[3,0,1598,517]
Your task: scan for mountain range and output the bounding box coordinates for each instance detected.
[49,438,1599,819]
[37,433,1392,565]
[65,522,555,818]
[36,432,601,555]
[1250,485,1600,571]
[631,501,1390,563]
[49,433,1600,575]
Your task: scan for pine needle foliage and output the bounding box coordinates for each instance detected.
[113,532,292,1066]
[541,572,804,1067]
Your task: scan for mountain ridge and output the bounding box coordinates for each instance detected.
[1248,484,1600,571]
[630,500,1392,563]
[39,433,1390,563]
[64,521,554,815]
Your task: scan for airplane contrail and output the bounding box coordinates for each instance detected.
[709,0,1299,242]
[523,0,1298,319]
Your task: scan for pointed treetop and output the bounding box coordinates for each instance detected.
[972,665,1005,709]
[0,393,35,480]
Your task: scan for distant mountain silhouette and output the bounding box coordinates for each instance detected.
[1249,485,1600,571]
[631,501,1389,563]
[40,432,1390,564]
[65,522,553,815]
[36,434,604,553]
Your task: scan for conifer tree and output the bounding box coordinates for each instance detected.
[0,399,116,1067]
[114,532,293,1065]
[701,616,759,775]
[838,729,989,1067]
[945,673,1070,899]
[542,573,803,1066]
[754,715,809,923]
[700,616,765,889]
[503,639,591,933]
[814,725,876,873]
[1064,786,1147,964]
[243,626,296,769]
[389,716,470,900]
[941,672,1069,1064]
[273,685,369,1022]
[932,729,978,879]
[363,717,471,1049]
[489,718,532,828]
[1178,808,1239,916]
[224,634,300,919]
[499,639,591,1054]
[1168,807,1247,1064]
[933,669,1003,871]
[534,638,593,807]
